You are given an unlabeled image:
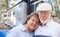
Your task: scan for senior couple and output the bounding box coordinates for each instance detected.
[6,3,60,37]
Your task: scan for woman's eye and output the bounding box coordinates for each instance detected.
[32,19,35,21]
[36,22,38,24]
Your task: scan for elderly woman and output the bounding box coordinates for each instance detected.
[6,12,40,37]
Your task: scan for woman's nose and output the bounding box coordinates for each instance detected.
[33,22,36,25]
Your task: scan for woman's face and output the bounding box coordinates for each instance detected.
[27,15,39,31]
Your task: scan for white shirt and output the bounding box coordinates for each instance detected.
[35,19,60,37]
[6,24,34,37]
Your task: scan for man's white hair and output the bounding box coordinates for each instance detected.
[36,3,52,12]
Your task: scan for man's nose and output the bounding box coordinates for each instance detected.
[42,14,45,17]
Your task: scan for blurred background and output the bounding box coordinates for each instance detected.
[0,0,60,37]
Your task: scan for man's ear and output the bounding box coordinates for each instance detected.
[50,11,52,15]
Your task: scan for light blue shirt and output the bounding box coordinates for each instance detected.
[6,24,34,37]
[35,19,60,37]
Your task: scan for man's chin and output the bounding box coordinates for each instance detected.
[40,20,49,24]
[41,21,47,24]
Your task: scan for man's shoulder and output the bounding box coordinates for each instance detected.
[52,20,60,26]
[48,19,60,25]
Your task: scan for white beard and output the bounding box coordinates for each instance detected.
[40,16,51,25]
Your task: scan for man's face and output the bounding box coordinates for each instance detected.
[38,10,52,24]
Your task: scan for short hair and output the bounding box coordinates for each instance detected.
[23,12,39,24]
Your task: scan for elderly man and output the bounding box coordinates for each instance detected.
[34,3,60,37]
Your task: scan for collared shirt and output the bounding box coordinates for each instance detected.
[6,24,34,37]
[35,19,60,37]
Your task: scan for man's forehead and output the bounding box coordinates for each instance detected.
[38,10,50,13]
[39,10,50,12]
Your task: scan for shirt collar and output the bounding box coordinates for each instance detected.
[20,24,35,33]
[39,19,53,26]
[20,24,26,32]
